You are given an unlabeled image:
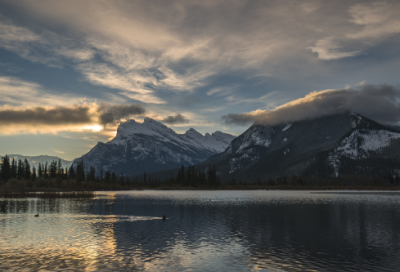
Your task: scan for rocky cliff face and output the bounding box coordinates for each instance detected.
[73,118,235,176]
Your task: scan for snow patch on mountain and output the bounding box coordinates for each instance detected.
[349,112,363,128]
[111,119,234,153]
[74,118,235,175]
[282,124,292,131]
[112,118,179,145]
[337,130,400,158]
[328,129,400,176]
[236,126,274,153]
[211,111,400,180]
[283,147,290,156]
[229,148,259,174]
[182,129,235,153]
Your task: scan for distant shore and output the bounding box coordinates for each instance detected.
[127,185,400,191]
[2,185,400,198]
[0,189,95,198]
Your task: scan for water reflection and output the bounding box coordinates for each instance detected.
[1,191,400,271]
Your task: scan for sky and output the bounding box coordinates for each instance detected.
[0,0,399,160]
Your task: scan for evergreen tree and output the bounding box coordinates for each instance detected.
[68,165,76,179]
[57,159,62,178]
[111,172,117,186]
[76,161,85,183]
[176,165,185,185]
[38,163,43,178]
[11,158,16,179]
[0,155,11,181]
[207,165,219,187]
[17,159,24,179]
[32,166,37,181]
[119,173,125,184]
[105,170,111,184]
[87,165,95,182]
[60,167,65,179]
[49,161,57,178]
[44,162,48,178]
[24,158,31,180]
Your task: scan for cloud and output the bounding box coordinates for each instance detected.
[0,76,84,107]
[78,62,166,104]
[179,96,201,106]
[1,0,400,135]
[0,21,94,65]
[206,84,240,96]
[0,102,147,134]
[0,105,93,125]
[0,21,38,52]
[162,113,189,124]
[0,0,352,94]
[309,2,400,61]
[1,0,399,110]
[221,84,400,126]
[221,110,266,126]
[98,103,146,126]
[0,75,147,128]
[348,2,400,39]
[309,38,361,60]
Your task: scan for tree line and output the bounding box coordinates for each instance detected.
[0,155,74,182]
[3,154,400,190]
[135,165,221,188]
[0,155,125,189]
[0,155,221,189]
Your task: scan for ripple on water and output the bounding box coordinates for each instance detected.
[1,191,400,271]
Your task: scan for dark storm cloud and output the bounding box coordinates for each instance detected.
[162,114,189,124]
[0,103,147,126]
[221,113,257,126]
[222,84,400,126]
[98,103,146,126]
[0,106,92,125]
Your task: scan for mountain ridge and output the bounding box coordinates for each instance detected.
[200,112,400,180]
[142,112,400,182]
[73,118,235,176]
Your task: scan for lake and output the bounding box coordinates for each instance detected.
[1,190,400,271]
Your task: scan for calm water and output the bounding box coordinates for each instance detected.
[1,190,400,271]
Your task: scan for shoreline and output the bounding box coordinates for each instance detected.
[2,186,400,198]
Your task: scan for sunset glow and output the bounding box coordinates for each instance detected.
[0,0,399,161]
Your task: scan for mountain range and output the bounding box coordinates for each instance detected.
[6,112,400,181]
[73,118,235,176]
[197,112,400,180]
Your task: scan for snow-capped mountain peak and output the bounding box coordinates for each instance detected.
[185,128,203,137]
[74,118,235,176]
[201,111,400,180]
[112,118,177,144]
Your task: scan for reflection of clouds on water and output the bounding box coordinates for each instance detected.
[1,191,400,271]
